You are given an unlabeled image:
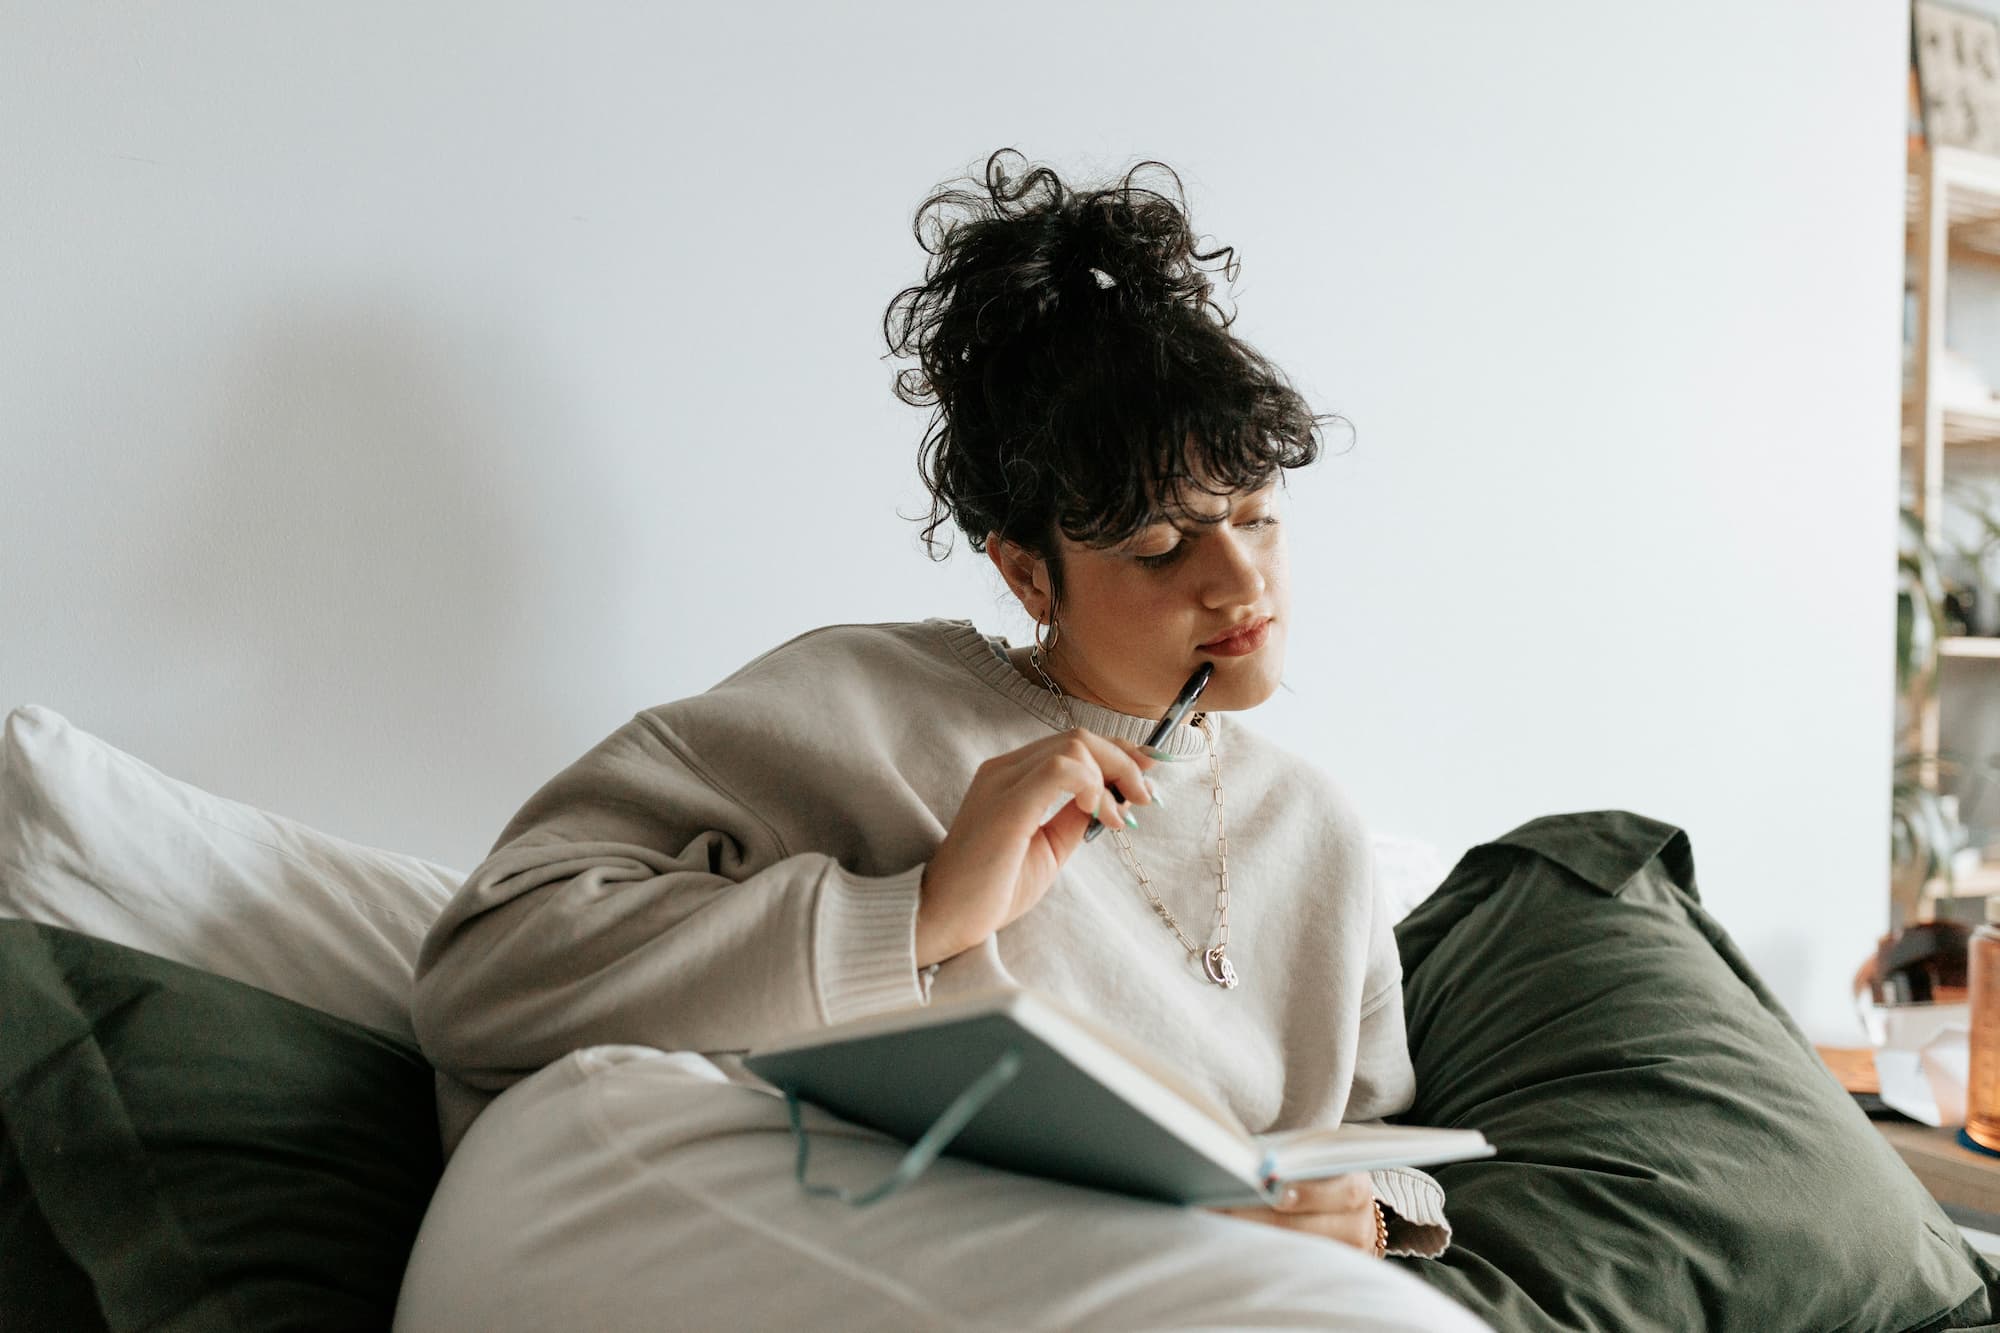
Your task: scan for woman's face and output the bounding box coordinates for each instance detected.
[992,478,1290,718]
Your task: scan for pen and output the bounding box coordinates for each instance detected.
[1083,661,1215,844]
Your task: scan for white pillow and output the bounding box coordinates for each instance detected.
[0,704,463,1042]
[1372,831,1454,922]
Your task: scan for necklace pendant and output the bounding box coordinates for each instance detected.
[1202,944,1238,989]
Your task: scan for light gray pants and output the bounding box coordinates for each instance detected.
[394,1045,1494,1333]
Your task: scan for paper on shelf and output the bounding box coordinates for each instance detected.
[1878,1026,1970,1127]
[1856,997,1967,1052]
[1855,992,1973,1127]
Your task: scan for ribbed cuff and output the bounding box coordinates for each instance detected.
[1369,1165,1452,1259]
[813,860,931,1025]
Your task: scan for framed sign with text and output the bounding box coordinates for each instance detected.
[1915,0,2000,154]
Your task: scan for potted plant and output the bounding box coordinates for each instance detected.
[1900,503,1948,690]
[1892,750,1968,930]
[1893,504,1966,932]
[1941,477,2000,635]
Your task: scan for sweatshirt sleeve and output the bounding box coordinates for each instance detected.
[411,709,934,1096]
[1346,835,1454,1260]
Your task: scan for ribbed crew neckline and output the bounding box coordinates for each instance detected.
[933,618,1218,758]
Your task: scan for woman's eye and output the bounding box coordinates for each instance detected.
[1134,516,1278,570]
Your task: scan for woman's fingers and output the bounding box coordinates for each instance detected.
[1202,1174,1378,1252]
[1072,732,1168,824]
[982,728,1167,844]
[1277,1173,1374,1212]
[1210,1204,1373,1251]
[1073,730,1162,810]
[1032,730,1153,823]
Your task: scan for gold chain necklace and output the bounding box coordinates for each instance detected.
[1028,646,1238,989]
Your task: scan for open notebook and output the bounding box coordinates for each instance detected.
[742,986,1492,1208]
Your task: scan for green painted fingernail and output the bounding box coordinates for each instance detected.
[1123,808,1140,830]
[1144,778,1166,806]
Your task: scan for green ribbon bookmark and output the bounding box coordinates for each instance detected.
[782,1045,1025,1207]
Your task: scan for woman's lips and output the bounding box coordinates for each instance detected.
[1201,617,1272,655]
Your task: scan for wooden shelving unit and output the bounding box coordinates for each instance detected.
[1907,145,2000,902]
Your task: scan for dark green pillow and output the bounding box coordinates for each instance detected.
[1391,811,2000,1333]
[0,919,443,1333]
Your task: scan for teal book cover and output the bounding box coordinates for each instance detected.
[742,987,1491,1208]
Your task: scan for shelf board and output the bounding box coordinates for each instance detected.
[1931,860,2000,898]
[1901,396,2000,451]
[1942,636,2000,659]
[1908,145,2000,261]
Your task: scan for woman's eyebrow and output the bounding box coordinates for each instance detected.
[1163,499,1244,527]
[1138,486,1275,539]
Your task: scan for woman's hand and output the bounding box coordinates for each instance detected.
[1205,1174,1382,1255]
[916,727,1164,966]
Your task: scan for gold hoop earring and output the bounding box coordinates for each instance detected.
[1033,603,1061,655]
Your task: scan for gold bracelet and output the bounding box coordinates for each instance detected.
[1372,1199,1388,1258]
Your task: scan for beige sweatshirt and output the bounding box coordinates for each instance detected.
[412,618,1452,1258]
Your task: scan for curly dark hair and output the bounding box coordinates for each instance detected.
[884,147,1343,599]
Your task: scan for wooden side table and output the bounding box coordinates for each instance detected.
[1875,1118,2000,1235]
[1819,1045,2000,1255]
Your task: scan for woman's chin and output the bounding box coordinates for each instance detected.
[1194,653,1284,711]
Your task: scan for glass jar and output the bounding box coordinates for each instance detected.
[1965,896,2000,1150]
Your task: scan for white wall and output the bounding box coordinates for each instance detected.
[1,2,1908,1044]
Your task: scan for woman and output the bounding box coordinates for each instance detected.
[399,149,1481,1333]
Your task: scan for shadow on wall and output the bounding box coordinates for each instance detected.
[132,287,620,864]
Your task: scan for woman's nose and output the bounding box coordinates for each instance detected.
[1201,529,1267,606]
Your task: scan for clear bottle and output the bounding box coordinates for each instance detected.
[1966,896,2000,1150]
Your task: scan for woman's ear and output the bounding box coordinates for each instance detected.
[987,537,1052,621]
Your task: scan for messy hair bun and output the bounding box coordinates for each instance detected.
[884,147,1340,574]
